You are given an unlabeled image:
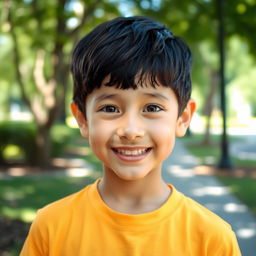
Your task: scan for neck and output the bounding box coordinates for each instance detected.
[98,170,171,214]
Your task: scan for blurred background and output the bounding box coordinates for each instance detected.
[0,0,255,255]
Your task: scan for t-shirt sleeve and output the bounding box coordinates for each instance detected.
[20,210,48,256]
[183,195,242,256]
[206,227,242,256]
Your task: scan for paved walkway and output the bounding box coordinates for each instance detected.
[230,135,256,162]
[162,139,256,256]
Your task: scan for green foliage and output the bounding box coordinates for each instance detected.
[218,176,256,216]
[0,121,73,164]
[0,176,98,221]
[225,0,256,57]
[51,123,74,157]
[2,144,25,160]
[0,0,121,166]
[131,0,256,57]
[130,0,217,42]
[226,37,256,117]
[0,121,36,164]
[1,0,256,165]
[130,0,256,117]
[183,134,220,165]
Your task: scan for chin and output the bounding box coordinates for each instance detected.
[114,171,150,182]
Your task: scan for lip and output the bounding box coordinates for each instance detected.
[111,147,152,162]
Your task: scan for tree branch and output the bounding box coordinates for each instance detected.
[46,63,70,128]
[31,0,43,35]
[1,0,11,25]
[51,0,69,78]
[31,96,47,125]
[8,8,50,125]
[68,0,103,38]
[33,50,56,110]
[33,49,47,94]
[8,11,32,112]
[194,0,212,16]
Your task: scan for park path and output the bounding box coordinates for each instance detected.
[162,139,256,256]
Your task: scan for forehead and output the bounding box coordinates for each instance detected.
[86,84,178,104]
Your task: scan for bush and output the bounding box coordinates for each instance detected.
[51,123,74,157]
[0,121,35,164]
[0,121,72,165]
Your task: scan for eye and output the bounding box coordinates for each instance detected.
[99,105,120,113]
[144,104,163,112]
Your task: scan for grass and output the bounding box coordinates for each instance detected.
[0,175,101,255]
[0,126,103,222]
[0,126,102,255]
[217,176,256,216]
[0,175,100,222]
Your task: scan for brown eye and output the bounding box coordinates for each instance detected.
[100,105,120,113]
[144,104,163,112]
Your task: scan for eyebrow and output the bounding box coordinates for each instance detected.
[94,92,169,103]
[143,93,169,101]
[94,94,117,103]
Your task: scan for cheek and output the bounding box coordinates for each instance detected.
[87,120,112,151]
[149,118,176,138]
[149,119,176,152]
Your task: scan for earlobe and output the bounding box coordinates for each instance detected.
[175,100,196,137]
[70,102,89,138]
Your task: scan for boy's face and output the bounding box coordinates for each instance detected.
[72,80,195,181]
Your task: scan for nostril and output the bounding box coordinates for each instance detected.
[116,127,145,140]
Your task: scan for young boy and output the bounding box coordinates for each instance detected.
[21,16,241,255]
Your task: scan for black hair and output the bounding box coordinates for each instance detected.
[71,16,192,116]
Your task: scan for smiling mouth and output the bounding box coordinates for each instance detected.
[112,148,152,156]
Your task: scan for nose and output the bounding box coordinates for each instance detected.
[116,113,145,141]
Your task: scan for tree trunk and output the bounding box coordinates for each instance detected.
[33,125,52,168]
[8,0,104,168]
[204,111,212,145]
[5,86,12,120]
[202,70,218,145]
[58,104,67,123]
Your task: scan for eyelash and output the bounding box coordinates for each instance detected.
[144,104,164,112]
[98,104,164,113]
[99,105,120,113]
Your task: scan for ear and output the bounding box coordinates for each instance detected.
[175,100,196,137]
[71,102,89,138]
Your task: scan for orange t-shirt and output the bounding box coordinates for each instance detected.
[20,179,241,255]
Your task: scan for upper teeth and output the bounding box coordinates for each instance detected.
[116,149,148,156]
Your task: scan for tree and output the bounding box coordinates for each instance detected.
[1,0,119,167]
[130,0,256,144]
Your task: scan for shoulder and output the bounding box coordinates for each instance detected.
[169,186,234,236]
[175,190,241,255]
[20,183,94,255]
[184,195,229,224]
[171,187,230,228]
[32,182,94,232]
[24,184,92,246]
[39,183,91,219]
